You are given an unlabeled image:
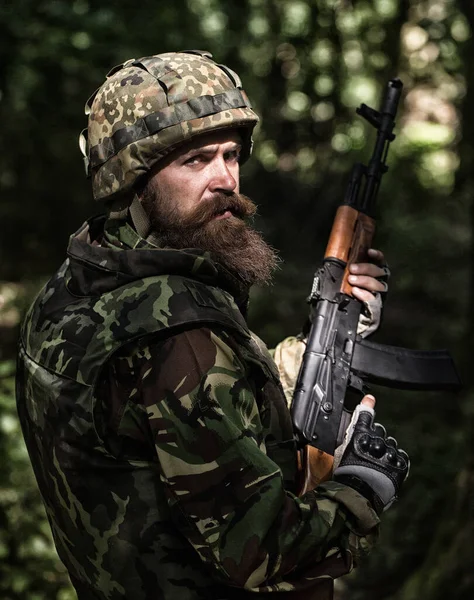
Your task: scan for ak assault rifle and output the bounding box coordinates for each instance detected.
[291,79,462,494]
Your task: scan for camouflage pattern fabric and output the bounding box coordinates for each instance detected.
[273,336,307,408]
[16,216,379,599]
[83,51,258,201]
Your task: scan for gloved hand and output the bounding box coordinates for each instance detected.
[333,396,409,514]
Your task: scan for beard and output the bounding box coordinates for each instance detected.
[140,186,279,287]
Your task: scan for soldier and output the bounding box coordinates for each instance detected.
[16,51,408,599]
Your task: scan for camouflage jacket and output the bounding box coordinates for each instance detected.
[16,216,379,600]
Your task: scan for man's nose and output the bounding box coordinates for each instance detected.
[208,160,238,193]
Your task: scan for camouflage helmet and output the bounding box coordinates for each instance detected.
[80,50,259,202]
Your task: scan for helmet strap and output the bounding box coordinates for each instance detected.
[107,196,129,222]
[129,195,152,239]
[107,194,151,239]
[108,194,162,246]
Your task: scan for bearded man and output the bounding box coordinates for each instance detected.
[16,51,408,600]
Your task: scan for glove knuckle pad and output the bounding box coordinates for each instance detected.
[335,415,410,513]
[373,422,387,438]
[386,436,398,449]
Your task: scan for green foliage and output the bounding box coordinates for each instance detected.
[1,0,473,598]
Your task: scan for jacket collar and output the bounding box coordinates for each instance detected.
[66,215,250,315]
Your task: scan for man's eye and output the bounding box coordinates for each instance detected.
[227,150,241,162]
[184,156,200,166]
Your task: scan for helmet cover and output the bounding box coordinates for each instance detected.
[81,50,259,201]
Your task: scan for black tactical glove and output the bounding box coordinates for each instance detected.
[333,403,409,514]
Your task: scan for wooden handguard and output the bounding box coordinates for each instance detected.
[297,445,334,496]
[324,205,376,296]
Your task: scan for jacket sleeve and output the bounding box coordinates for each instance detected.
[272,335,306,407]
[139,326,379,592]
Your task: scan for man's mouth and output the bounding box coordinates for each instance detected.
[214,209,233,220]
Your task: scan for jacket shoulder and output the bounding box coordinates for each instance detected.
[21,270,250,387]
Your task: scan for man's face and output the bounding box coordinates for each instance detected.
[139,129,279,287]
[146,129,242,218]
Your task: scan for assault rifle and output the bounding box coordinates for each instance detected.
[291,78,462,494]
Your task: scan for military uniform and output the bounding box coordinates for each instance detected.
[17,216,379,599]
[16,50,388,599]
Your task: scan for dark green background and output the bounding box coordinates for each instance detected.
[1,1,472,598]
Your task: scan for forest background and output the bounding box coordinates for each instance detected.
[1,0,473,598]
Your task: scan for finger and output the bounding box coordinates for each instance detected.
[350,276,388,293]
[351,282,386,304]
[349,263,386,278]
[361,394,376,409]
[351,287,378,305]
[353,398,375,429]
[367,248,385,265]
